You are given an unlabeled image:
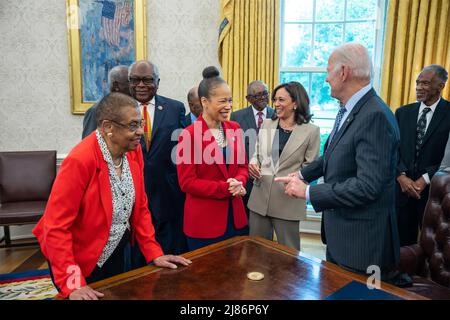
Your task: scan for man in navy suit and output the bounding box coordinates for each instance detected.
[230,81,274,216]
[395,65,450,246]
[185,86,202,126]
[276,43,401,281]
[129,60,187,255]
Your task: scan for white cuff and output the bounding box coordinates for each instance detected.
[422,173,430,185]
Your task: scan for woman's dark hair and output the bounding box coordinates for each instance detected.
[271,81,312,124]
[198,66,227,101]
[96,92,138,126]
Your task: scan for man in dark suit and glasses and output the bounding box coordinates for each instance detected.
[276,43,401,282]
[82,65,131,139]
[128,60,187,256]
[395,65,450,246]
[185,86,202,126]
[230,80,274,216]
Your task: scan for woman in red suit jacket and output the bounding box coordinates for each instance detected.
[177,67,249,250]
[33,93,191,300]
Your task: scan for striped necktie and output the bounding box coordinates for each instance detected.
[142,104,152,151]
[257,111,264,130]
[415,107,431,159]
[327,106,347,148]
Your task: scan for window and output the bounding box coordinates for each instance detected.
[280,0,387,155]
[279,0,387,216]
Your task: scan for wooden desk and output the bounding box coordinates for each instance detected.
[91,236,426,300]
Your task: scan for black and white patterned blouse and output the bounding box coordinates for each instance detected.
[96,130,135,267]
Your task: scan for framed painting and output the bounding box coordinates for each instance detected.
[66,0,147,114]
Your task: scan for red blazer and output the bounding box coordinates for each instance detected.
[33,132,163,298]
[176,115,248,238]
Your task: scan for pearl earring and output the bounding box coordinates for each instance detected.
[107,133,113,137]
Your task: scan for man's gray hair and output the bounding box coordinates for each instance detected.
[187,86,198,102]
[332,43,373,81]
[128,61,160,79]
[107,65,129,88]
[422,64,448,83]
[247,80,268,95]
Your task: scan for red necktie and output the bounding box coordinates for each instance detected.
[257,111,264,129]
[142,104,152,151]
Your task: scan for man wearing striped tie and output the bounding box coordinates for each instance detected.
[395,65,450,246]
[128,60,187,257]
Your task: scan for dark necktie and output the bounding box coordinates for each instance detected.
[257,111,264,130]
[327,106,347,147]
[415,107,432,158]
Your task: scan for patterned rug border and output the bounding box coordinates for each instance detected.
[0,269,50,284]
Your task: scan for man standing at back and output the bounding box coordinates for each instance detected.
[82,65,130,139]
[230,81,274,216]
[276,43,401,282]
[395,65,450,246]
[129,60,187,255]
[185,86,202,126]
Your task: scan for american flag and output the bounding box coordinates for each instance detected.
[98,1,132,47]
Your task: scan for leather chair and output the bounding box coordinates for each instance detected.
[399,170,450,300]
[0,151,56,248]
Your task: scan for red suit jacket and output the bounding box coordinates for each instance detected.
[33,132,163,298]
[177,115,249,238]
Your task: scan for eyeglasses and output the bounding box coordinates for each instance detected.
[247,91,269,100]
[108,119,144,132]
[129,77,157,85]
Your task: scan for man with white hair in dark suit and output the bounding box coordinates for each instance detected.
[276,43,401,283]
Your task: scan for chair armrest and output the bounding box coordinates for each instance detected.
[399,244,426,276]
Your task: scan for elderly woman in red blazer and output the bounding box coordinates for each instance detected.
[176,66,249,251]
[33,93,191,300]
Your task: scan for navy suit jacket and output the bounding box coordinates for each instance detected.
[301,89,400,272]
[141,95,186,224]
[82,103,98,139]
[185,112,194,126]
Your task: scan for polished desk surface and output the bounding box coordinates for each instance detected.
[91,236,426,300]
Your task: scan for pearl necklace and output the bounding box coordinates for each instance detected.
[215,125,226,147]
[113,157,123,169]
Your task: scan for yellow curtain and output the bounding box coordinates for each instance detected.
[218,0,280,111]
[381,0,450,111]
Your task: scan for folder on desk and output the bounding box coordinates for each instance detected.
[325,281,404,300]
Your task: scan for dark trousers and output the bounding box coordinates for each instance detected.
[186,200,249,251]
[397,189,429,247]
[85,229,131,284]
[153,216,188,255]
[326,247,411,287]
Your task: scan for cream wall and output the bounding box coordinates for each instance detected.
[0,0,220,155]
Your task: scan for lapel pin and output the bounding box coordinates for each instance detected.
[158,105,163,111]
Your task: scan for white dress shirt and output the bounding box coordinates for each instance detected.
[417,98,439,133]
[252,106,267,127]
[416,98,440,184]
[139,97,156,130]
